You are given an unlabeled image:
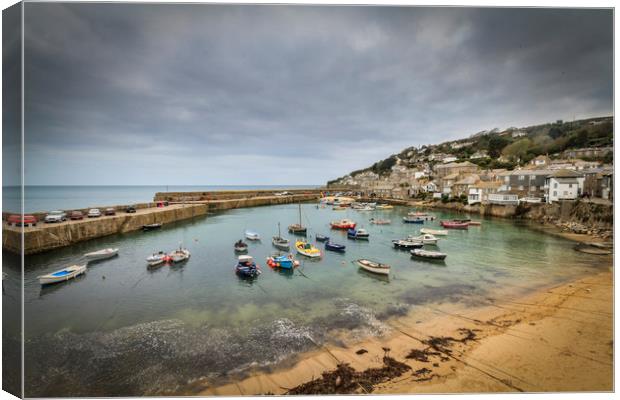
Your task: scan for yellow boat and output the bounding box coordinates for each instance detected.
[295,240,321,258]
[376,204,394,210]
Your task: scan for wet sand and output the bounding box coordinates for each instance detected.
[200,265,613,395]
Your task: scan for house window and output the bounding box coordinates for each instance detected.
[519,175,525,181]
[563,191,568,196]
[553,183,558,189]
[504,177,509,183]
[518,185,524,190]
[568,184,572,188]
[553,191,557,196]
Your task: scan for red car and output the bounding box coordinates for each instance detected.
[70,211,84,220]
[6,214,37,227]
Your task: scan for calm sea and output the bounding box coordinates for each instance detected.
[1,204,607,396]
[2,185,320,213]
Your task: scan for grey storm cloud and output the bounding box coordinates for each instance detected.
[20,4,612,185]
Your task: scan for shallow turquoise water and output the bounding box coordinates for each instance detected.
[8,203,606,396]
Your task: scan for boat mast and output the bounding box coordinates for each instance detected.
[299,203,302,227]
[278,222,281,238]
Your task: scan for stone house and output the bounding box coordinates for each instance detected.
[452,174,480,197]
[434,161,479,179]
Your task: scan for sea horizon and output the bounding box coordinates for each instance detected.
[3,184,323,213]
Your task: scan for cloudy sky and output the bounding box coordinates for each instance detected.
[22,4,612,185]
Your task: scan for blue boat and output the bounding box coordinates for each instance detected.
[266,254,299,270]
[347,228,370,240]
[325,241,346,252]
[235,255,261,278]
[403,216,424,224]
[316,234,330,242]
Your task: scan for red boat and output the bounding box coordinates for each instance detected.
[440,220,469,229]
[330,219,357,230]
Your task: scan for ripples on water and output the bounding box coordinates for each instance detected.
[5,204,607,396]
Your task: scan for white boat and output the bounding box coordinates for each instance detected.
[355,259,390,275]
[357,206,375,211]
[420,228,448,236]
[168,247,190,263]
[38,264,87,285]
[245,230,260,240]
[146,251,167,267]
[84,248,119,262]
[411,249,447,260]
[407,234,439,245]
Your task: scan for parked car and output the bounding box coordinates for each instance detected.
[88,209,102,218]
[7,214,37,227]
[70,211,84,220]
[125,205,137,213]
[104,207,116,216]
[44,210,67,223]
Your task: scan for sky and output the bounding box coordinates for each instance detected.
[19,4,613,185]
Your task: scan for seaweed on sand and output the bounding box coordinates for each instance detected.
[286,357,411,395]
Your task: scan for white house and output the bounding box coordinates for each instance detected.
[442,155,458,163]
[488,192,520,205]
[467,181,502,205]
[469,150,488,159]
[511,130,527,138]
[544,170,585,203]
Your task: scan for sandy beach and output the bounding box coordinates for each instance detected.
[201,242,613,395]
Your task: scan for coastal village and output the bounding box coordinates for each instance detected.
[326,117,613,238]
[328,116,613,206]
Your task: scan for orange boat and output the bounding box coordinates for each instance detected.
[330,219,357,230]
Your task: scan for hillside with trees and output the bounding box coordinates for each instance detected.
[327,116,613,185]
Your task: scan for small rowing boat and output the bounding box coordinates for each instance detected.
[440,221,469,229]
[315,234,330,242]
[38,265,87,285]
[84,248,118,262]
[245,230,261,240]
[234,240,249,253]
[355,259,390,275]
[411,249,447,260]
[420,228,448,236]
[392,239,424,249]
[403,216,425,224]
[325,241,346,252]
[375,204,394,210]
[142,223,162,231]
[295,240,322,258]
[369,218,391,225]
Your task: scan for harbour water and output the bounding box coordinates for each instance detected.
[3,185,320,213]
[7,203,606,396]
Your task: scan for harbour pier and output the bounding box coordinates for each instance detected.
[3,190,322,255]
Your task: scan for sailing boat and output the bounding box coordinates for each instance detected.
[272,222,291,250]
[288,203,307,235]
